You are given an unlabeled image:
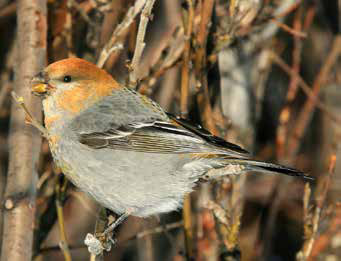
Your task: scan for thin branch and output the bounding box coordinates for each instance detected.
[138,26,185,94]
[180,0,194,117]
[129,0,157,88]
[181,2,194,258]
[39,221,184,255]
[287,35,341,159]
[11,92,48,137]
[64,0,75,58]
[270,52,341,126]
[195,0,218,135]
[69,0,96,27]
[297,153,337,260]
[0,73,11,111]
[0,1,15,19]
[135,221,183,239]
[89,208,109,261]
[97,0,148,68]
[55,178,72,261]
[276,6,304,159]
[270,18,307,38]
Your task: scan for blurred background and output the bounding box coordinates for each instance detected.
[0,0,340,260]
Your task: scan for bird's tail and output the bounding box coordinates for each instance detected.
[226,159,314,181]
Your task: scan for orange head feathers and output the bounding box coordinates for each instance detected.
[32,58,121,118]
[44,58,115,86]
[31,58,122,130]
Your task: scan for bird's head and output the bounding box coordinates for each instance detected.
[31,58,120,116]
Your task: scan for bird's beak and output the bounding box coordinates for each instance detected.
[31,71,51,96]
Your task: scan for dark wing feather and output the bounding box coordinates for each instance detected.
[166,113,250,155]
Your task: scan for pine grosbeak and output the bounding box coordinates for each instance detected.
[31,58,312,229]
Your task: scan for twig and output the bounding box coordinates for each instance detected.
[183,195,193,260]
[276,6,304,159]
[270,18,307,38]
[195,0,215,75]
[0,1,15,19]
[275,0,302,19]
[309,203,341,258]
[180,0,193,117]
[206,200,229,226]
[136,221,183,239]
[139,58,182,94]
[297,153,336,260]
[55,178,72,261]
[194,0,221,259]
[39,221,184,255]
[195,0,218,135]
[180,2,194,259]
[270,52,341,126]
[11,92,48,138]
[128,0,156,88]
[138,26,185,94]
[85,209,114,257]
[137,222,155,261]
[287,35,341,159]
[0,31,16,111]
[69,0,96,27]
[97,0,148,68]
[89,208,109,261]
[64,0,75,58]
[0,73,11,111]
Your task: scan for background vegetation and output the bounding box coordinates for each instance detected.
[0,0,340,260]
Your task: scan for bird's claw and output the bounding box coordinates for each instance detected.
[84,233,113,256]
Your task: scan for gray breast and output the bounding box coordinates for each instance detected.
[54,134,206,217]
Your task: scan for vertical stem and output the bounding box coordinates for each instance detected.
[56,177,72,261]
[181,1,194,258]
[180,0,193,117]
[1,0,46,260]
[183,196,194,259]
[195,0,217,135]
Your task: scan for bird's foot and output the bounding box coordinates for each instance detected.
[84,210,131,256]
[84,232,114,256]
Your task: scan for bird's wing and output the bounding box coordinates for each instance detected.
[166,113,250,156]
[71,89,250,157]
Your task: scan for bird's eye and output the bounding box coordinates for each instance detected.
[63,75,72,83]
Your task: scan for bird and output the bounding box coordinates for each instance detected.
[31,58,312,235]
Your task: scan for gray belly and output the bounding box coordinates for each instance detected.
[54,140,202,217]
